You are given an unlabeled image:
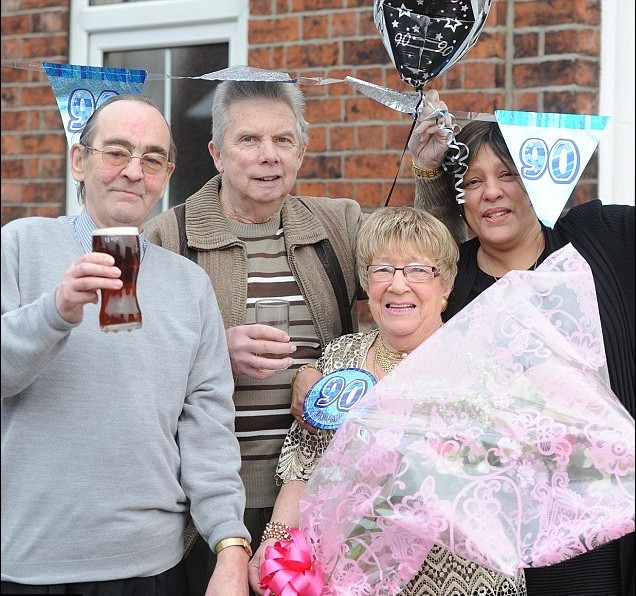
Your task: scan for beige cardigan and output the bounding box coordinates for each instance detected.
[145,174,362,344]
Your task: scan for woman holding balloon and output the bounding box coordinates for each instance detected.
[409,94,634,596]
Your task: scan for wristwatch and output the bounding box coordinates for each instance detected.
[215,537,253,557]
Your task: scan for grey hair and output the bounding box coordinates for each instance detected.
[211,80,309,148]
[356,206,459,291]
[75,94,176,203]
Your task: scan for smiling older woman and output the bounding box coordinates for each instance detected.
[248,206,527,595]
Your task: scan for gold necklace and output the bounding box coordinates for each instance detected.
[374,335,409,374]
[483,235,544,281]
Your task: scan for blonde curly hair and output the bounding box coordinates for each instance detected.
[356,206,459,292]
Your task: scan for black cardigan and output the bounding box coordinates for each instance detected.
[444,199,635,596]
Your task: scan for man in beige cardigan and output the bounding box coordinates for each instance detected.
[145,80,362,595]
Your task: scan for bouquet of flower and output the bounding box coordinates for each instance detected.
[299,245,635,594]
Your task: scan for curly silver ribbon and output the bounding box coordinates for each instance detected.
[418,96,470,205]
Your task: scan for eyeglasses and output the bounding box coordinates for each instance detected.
[85,145,173,175]
[367,264,439,283]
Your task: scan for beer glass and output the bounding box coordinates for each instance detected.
[92,227,142,332]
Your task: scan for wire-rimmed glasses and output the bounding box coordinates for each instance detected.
[367,264,439,283]
[85,145,173,175]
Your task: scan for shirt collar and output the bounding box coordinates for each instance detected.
[68,209,148,258]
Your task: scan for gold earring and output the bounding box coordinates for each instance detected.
[441,297,448,313]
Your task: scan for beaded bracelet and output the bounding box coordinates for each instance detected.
[412,161,443,179]
[261,520,292,543]
[291,363,318,388]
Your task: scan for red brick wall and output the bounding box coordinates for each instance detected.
[250,0,602,210]
[1,0,602,225]
[1,0,70,225]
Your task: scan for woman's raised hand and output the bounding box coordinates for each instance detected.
[408,89,453,171]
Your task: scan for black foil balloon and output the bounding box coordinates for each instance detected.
[375,0,493,90]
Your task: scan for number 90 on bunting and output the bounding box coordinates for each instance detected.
[303,368,377,430]
[495,109,610,228]
[520,138,580,184]
[43,62,147,148]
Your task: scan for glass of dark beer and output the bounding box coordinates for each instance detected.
[92,227,142,332]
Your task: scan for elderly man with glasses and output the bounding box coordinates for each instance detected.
[1,95,249,596]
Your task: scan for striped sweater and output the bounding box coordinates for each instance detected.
[145,174,362,508]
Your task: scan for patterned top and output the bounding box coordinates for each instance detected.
[276,331,527,596]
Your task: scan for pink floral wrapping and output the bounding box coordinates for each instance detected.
[299,244,635,594]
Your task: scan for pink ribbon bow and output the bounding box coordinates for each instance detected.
[260,528,324,596]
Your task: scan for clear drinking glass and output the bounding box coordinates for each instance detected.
[255,299,290,359]
[255,298,289,334]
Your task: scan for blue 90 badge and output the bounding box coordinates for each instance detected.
[303,368,377,430]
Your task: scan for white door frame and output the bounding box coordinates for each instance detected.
[66,0,248,214]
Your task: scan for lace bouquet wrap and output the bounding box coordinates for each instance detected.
[300,244,635,595]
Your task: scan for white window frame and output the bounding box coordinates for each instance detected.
[66,0,248,215]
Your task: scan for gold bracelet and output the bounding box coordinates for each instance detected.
[261,521,291,543]
[291,363,318,388]
[215,537,252,557]
[412,161,443,179]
